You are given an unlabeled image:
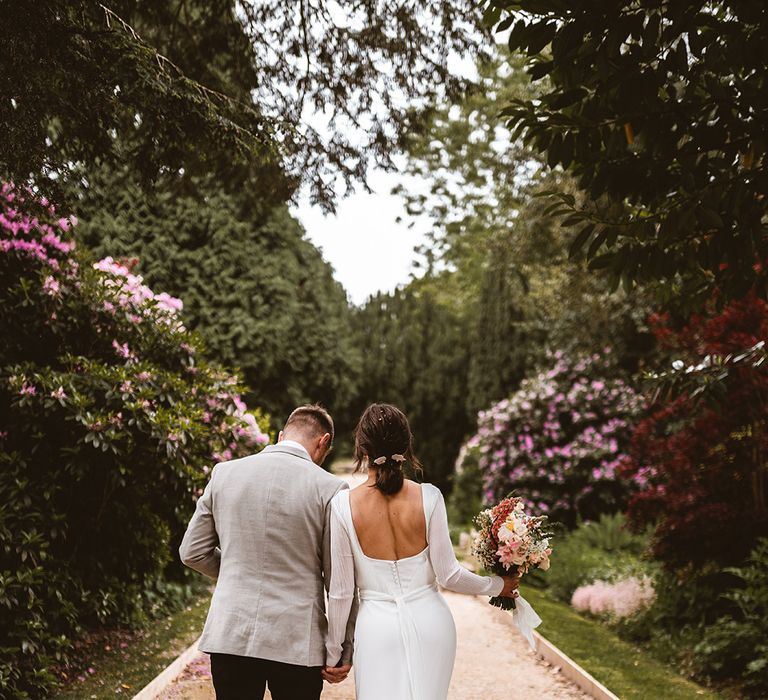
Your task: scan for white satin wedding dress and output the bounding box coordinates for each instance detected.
[325,483,504,700]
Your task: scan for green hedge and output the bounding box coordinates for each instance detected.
[0,184,269,698]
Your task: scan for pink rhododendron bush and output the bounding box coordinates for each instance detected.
[571,576,656,619]
[468,350,643,527]
[0,183,269,698]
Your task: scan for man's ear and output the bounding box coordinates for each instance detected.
[277,430,284,442]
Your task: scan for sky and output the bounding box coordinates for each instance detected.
[288,31,481,307]
[291,168,431,306]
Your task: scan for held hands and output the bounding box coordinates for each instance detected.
[500,574,521,599]
[322,663,351,684]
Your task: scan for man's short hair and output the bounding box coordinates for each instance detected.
[283,404,334,443]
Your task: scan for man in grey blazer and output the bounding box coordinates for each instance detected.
[179,404,356,699]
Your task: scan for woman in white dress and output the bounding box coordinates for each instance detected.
[324,403,519,699]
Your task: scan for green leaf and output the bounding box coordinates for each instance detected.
[560,213,586,227]
[547,132,563,168]
[588,253,613,270]
[508,19,528,51]
[483,5,502,28]
[526,21,557,55]
[529,60,554,80]
[587,227,609,258]
[697,208,725,229]
[495,15,515,33]
[568,223,596,258]
[549,88,587,109]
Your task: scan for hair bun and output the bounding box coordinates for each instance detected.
[374,456,405,495]
[353,403,422,495]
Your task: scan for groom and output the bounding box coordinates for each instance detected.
[179,404,356,699]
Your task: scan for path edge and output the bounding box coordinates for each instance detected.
[131,635,202,700]
[496,607,621,700]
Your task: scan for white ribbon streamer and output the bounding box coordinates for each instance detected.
[510,593,542,651]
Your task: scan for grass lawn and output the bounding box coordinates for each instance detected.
[521,586,721,700]
[57,588,212,699]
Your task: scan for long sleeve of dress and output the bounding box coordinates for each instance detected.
[427,487,504,597]
[325,503,357,667]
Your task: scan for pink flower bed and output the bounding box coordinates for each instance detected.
[468,349,643,526]
[571,576,656,619]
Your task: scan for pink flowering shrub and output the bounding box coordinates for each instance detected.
[468,350,643,527]
[571,576,656,619]
[0,183,269,697]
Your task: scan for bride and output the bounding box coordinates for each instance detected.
[324,403,519,699]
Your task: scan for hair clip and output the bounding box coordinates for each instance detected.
[372,454,406,465]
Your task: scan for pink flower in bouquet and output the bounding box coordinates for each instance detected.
[471,495,555,610]
[497,543,517,567]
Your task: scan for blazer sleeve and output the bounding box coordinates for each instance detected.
[179,465,221,579]
[323,484,358,666]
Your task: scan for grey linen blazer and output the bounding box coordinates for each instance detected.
[179,443,357,667]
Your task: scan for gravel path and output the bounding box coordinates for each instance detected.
[443,592,589,700]
[160,591,589,700]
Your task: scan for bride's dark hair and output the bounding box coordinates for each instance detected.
[353,403,422,495]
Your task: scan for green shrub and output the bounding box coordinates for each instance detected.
[544,513,652,602]
[692,538,768,697]
[613,563,741,688]
[0,184,269,698]
[575,512,647,554]
[447,445,484,530]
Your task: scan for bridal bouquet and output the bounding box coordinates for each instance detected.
[471,495,553,611]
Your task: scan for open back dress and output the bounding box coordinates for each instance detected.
[325,483,504,700]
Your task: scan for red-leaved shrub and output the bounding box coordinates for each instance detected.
[621,292,768,570]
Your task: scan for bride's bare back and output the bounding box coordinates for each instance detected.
[349,478,428,561]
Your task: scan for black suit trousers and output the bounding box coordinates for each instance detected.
[210,652,323,700]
